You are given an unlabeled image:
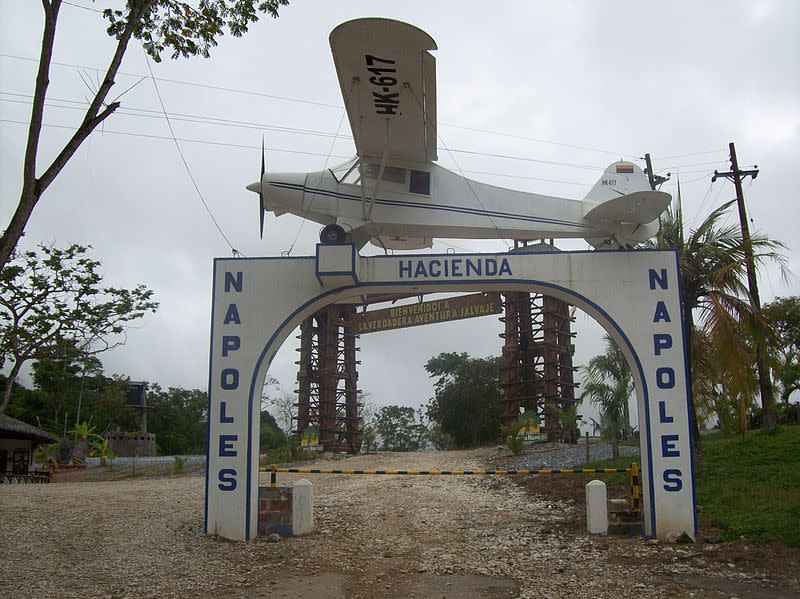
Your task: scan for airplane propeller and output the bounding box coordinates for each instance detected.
[259,138,266,239]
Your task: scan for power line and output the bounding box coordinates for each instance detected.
[0,93,350,140]
[0,52,723,162]
[691,180,726,227]
[62,0,103,13]
[652,149,727,160]
[1,95,619,174]
[143,50,242,256]
[438,122,634,158]
[0,93,615,171]
[0,117,355,159]
[0,52,343,109]
[286,84,353,255]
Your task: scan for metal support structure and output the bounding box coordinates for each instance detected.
[295,305,362,453]
[500,283,578,441]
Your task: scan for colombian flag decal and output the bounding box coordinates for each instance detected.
[616,163,635,174]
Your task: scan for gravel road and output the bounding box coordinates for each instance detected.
[1,448,797,599]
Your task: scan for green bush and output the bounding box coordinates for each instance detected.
[507,435,524,455]
[173,455,187,475]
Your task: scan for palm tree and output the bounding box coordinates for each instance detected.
[580,334,634,460]
[655,200,787,442]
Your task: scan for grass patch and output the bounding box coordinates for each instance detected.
[696,425,800,546]
[578,425,800,546]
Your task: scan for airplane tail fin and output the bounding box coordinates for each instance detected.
[582,161,671,248]
[583,161,652,206]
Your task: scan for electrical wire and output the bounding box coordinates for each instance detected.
[0,53,343,109]
[0,52,726,162]
[142,49,242,256]
[687,180,715,225]
[653,149,727,160]
[439,122,634,158]
[2,93,625,178]
[692,180,726,228]
[405,83,510,248]
[0,93,617,172]
[0,118,355,159]
[285,84,354,256]
[62,0,102,13]
[0,93,351,140]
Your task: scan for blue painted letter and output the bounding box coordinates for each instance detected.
[663,469,683,492]
[653,301,671,322]
[224,271,243,293]
[649,268,668,290]
[219,434,238,457]
[658,400,674,424]
[222,335,240,357]
[220,401,234,423]
[661,434,680,458]
[653,333,672,356]
[656,367,675,389]
[221,368,239,390]
[224,303,241,325]
[218,468,237,491]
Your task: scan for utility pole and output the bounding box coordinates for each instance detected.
[644,153,670,190]
[712,142,776,430]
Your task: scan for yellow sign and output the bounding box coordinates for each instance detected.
[517,418,548,443]
[352,293,502,334]
[300,428,322,451]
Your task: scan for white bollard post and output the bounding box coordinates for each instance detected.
[292,479,314,535]
[586,479,608,535]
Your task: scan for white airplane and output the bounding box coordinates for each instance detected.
[247,18,671,250]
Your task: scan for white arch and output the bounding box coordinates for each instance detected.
[205,249,696,542]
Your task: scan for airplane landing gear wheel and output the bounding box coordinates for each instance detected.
[319,224,347,244]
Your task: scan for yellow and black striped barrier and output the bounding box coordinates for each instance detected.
[262,463,642,511]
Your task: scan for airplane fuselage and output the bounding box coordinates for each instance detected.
[254,159,651,249]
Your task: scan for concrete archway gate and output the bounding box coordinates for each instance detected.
[205,246,697,542]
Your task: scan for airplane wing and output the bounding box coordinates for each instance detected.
[329,18,438,164]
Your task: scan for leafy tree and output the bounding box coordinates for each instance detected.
[146,384,208,454]
[0,374,49,431]
[259,409,288,454]
[0,244,158,414]
[580,334,633,460]
[425,352,503,448]
[763,296,800,407]
[0,0,290,267]
[374,405,426,452]
[655,202,787,439]
[12,344,136,435]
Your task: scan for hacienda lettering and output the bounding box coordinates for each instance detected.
[399,257,512,278]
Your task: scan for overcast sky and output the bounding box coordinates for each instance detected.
[1,1,798,430]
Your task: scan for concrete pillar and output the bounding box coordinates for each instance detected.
[292,479,314,535]
[586,479,608,534]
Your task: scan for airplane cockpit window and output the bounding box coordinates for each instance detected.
[364,163,407,184]
[330,158,361,185]
[410,170,431,195]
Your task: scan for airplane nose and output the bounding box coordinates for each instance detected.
[246,172,307,194]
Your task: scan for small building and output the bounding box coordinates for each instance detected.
[0,413,58,476]
[106,381,156,457]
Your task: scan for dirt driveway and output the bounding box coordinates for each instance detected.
[1,449,798,598]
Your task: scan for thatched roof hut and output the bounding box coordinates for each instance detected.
[0,414,58,444]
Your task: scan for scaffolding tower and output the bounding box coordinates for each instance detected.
[499,290,579,441]
[295,304,362,453]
